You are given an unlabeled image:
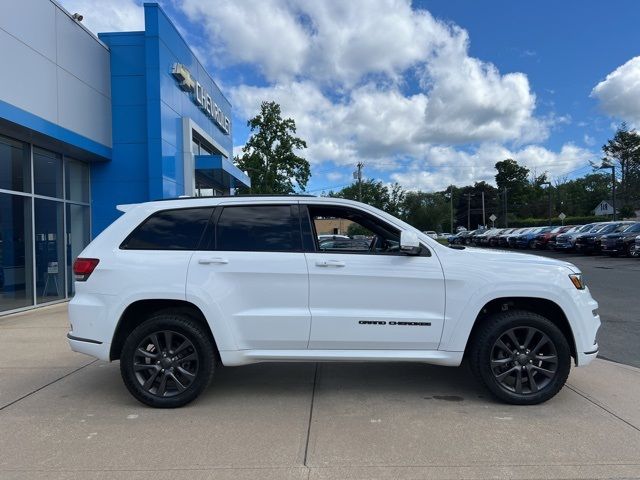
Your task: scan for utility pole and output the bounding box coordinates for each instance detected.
[542,181,552,226]
[465,193,473,230]
[450,184,454,233]
[481,191,486,227]
[598,163,616,220]
[354,162,364,202]
[503,187,508,228]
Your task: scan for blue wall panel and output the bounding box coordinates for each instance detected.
[90,3,235,234]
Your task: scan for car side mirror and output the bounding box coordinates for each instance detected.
[400,231,421,255]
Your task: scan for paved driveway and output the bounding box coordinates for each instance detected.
[1,304,640,479]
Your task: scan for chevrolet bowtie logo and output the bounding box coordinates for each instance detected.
[171,63,231,135]
[171,63,196,92]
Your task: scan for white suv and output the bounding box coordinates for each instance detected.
[68,196,600,408]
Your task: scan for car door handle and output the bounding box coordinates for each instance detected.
[315,260,346,267]
[198,257,229,265]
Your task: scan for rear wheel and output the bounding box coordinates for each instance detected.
[120,313,215,408]
[469,310,571,405]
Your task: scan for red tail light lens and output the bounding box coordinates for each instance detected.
[73,258,100,281]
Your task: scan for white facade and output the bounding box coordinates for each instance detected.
[0,0,112,148]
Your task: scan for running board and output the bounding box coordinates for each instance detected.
[219,349,464,367]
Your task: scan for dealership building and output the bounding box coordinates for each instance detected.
[0,0,249,314]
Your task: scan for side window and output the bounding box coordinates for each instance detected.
[121,208,213,250]
[308,205,401,255]
[216,205,302,252]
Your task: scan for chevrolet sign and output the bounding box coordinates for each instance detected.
[171,63,231,135]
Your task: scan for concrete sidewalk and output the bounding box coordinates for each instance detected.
[1,304,639,479]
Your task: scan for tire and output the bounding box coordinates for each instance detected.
[120,313,215,408]
[469,310,571,405]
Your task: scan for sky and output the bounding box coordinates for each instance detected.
[60,0,640,194]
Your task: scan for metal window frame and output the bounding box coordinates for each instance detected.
[0,136,92,316]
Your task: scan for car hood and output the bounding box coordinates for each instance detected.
[451,247,579,273]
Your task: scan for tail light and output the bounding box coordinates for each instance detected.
[73,258,100,281]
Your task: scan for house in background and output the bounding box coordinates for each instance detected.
[593,200,617,217]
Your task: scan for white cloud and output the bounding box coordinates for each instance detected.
[181,0,546,146]
[389,143,596,191]
[59,0,144,33]
[591,56,640,126]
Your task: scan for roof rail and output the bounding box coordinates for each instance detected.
[150,193,319,202]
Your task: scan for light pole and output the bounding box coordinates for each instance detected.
[541,181,552,226]
[599,163,616,221]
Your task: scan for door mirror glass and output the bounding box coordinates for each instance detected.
[400,230,421,255]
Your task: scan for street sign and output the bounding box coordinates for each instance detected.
[489,214,497,222]
[558,213,566,220]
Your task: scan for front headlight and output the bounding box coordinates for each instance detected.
[569,273,586,290]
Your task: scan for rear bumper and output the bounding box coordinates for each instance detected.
[67,332,111,361]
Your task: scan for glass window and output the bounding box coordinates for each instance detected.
[33,147,63,198]
[65,159,90,203]
[308,205,401,255]
[0,134,30,193]
[66,204,90,295]
[216,205,301,252]
[34,198,64,304]
[0,193,33,312]
[121,208,213,250]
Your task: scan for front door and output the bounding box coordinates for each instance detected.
[304,204,446,350]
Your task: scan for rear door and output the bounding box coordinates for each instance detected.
[187,203,311,350]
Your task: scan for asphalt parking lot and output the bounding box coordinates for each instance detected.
[1,303,640,479]
[517,249,640,368]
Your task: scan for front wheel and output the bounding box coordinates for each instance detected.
[469,310,571,405]
[120,313,215,408]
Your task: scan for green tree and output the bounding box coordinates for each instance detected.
[329,179,405,215]
[401,191,449,232]
[235,101,310,194]
[602,123,640,209]
[495,159,530,216]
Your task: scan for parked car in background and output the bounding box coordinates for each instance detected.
[547,225,580,250]
[555,223,604,251]
[633,235,640,257]
[574,222,634,255]
[515,227,553,249]
[423,231,438,240]
[473,228,498,247]
[601,222,640,257]
[439,232,451,239]
[484,228,507,247]
[319,238,371,251]
[318,234,350,242]
[534,225,575,250]
[507,228,533,248]
[494,228,517,247]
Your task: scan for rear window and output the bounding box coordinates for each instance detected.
[215,205,302,252]
[121,208,213,250]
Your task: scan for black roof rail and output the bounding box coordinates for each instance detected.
[150,194,319,202]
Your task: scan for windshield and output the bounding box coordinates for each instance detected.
[579,224,595,232]
[623,223,640,233]
[596,224,618,234]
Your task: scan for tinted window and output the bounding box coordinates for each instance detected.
[122,208,213,250]
[216,205,301,252]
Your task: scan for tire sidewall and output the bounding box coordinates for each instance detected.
[120,314,214,408]
[474,311,571,405]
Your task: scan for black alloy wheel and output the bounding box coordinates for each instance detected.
[469,310,571,405]
[120,313,215,408]
[490,326,558,395]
